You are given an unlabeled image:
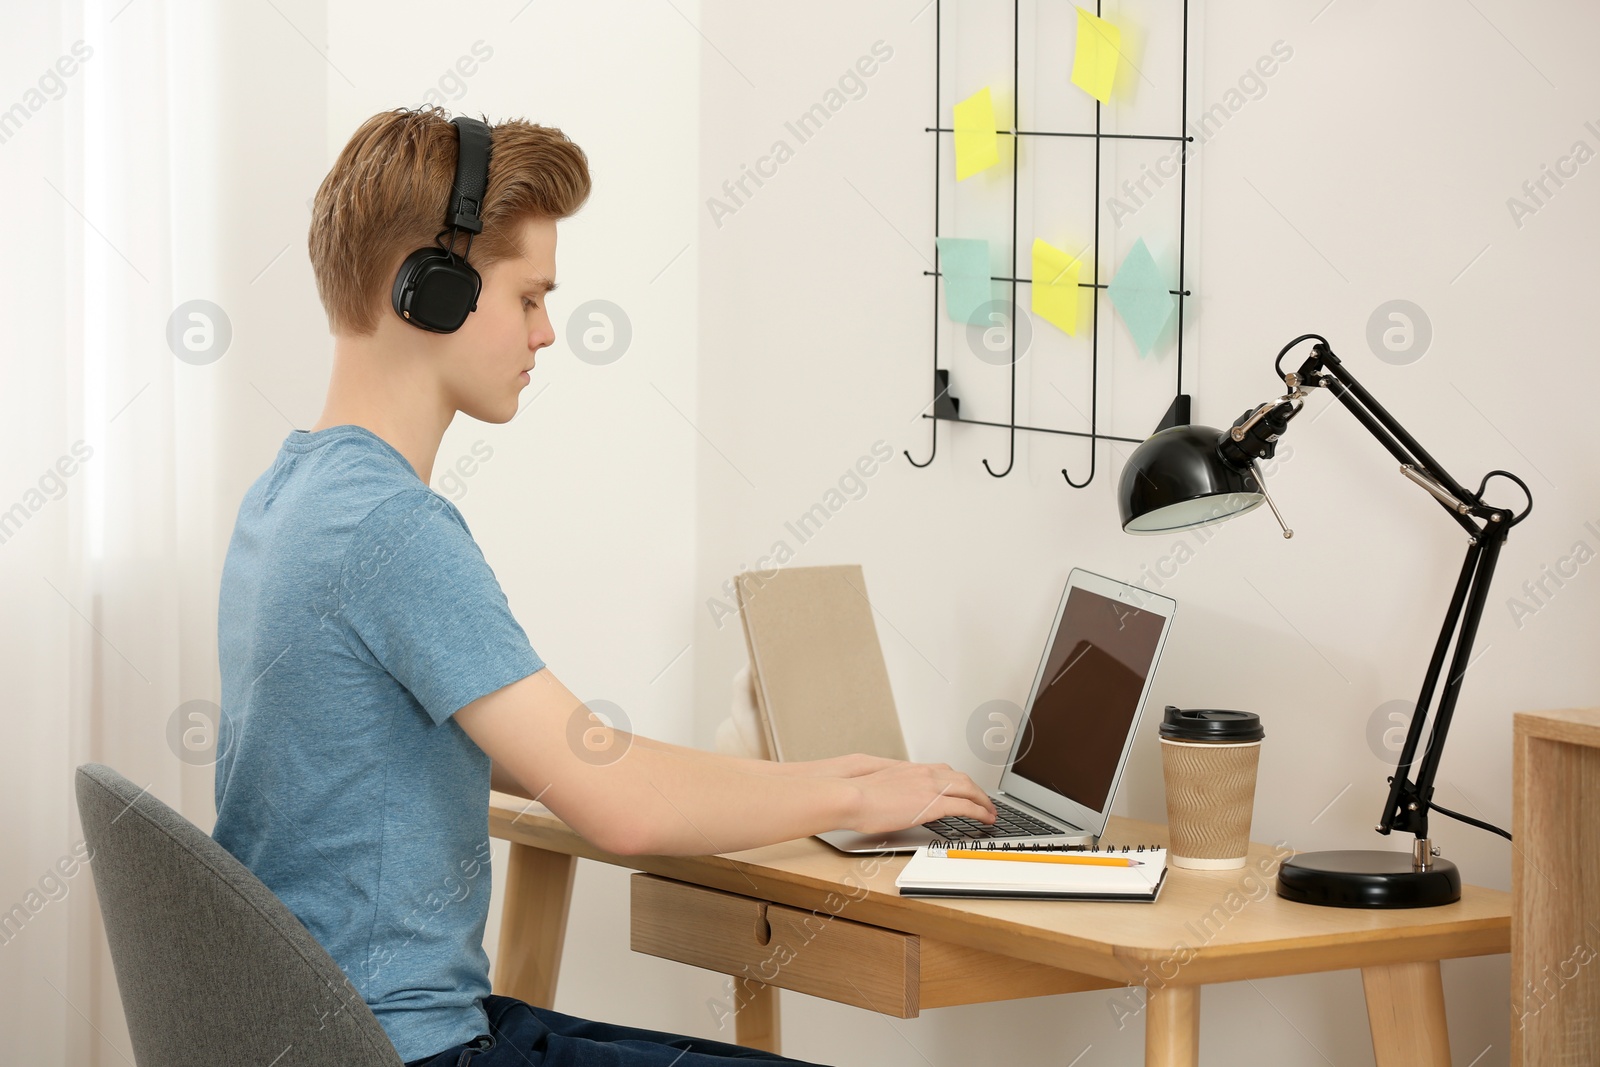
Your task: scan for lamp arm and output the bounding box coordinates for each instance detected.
[1271,338,1529,844]
[1298,346,1484,536]
[1378,530,1505,840]
[1406,531,1507,825]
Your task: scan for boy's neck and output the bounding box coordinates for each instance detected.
[314,339,453,486]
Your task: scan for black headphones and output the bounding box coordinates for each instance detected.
[390,115,493,333]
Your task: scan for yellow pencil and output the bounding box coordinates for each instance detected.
[944,850,1143,867]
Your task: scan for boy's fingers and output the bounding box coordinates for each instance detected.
[954,776,995,817]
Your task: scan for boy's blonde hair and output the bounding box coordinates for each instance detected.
[309,106,591,337]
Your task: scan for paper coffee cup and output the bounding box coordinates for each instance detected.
[1158,706,1265,870]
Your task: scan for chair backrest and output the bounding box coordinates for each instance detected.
[75,763,404,1067]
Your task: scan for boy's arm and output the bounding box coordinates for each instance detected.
[461,668,995,856]
[490,741,897,798]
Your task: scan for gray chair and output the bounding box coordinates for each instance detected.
[76,763,404,1066]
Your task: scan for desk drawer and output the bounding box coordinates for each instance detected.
[630,873,919,1016]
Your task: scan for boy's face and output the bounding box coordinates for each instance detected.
[437,215,558,424]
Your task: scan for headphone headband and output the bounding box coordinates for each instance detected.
[446,115,491,236]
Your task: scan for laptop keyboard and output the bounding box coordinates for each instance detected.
[922,797,1070,840]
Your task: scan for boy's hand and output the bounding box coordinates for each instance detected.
[844,760,997,834]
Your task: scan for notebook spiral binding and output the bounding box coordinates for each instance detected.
[929,841,1160,854]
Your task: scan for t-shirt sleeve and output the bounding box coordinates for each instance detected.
[334,489,545,725]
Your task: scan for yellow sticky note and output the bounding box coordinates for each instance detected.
[1032,238,1082,335]
[1071,8,1121,104]
[953,87,999,180]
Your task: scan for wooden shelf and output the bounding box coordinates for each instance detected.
[1512,707,1600,1066]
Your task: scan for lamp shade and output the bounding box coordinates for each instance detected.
[1119,424,1265,533]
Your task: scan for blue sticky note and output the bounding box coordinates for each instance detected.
[1107,238,1176,356]
[936,237,995,325]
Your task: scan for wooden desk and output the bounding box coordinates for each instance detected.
[489,796,1509,1067]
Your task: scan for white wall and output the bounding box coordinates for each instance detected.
[685,2,1600,1065]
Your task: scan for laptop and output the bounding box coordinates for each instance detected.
[817,568,1176,853]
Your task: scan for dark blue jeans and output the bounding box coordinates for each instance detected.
[402,995,835,1067]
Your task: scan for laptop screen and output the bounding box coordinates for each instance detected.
[1007,587,1168,813]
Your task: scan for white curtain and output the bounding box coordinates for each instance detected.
[3,2,233,1059]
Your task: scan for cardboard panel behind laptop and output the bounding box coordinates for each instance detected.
[734,565,910,763]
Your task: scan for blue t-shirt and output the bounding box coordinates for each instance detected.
[212,424,544,1062]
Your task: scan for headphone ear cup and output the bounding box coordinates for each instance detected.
[391,247,435,323]
[391,247,482,333]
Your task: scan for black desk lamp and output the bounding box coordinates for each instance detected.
[1117,334,1531,908]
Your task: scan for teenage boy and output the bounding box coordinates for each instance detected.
[211,106,996,1067]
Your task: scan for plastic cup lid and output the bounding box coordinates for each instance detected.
[1159,705,1265,742]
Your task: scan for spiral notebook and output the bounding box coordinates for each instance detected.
[894,841,1169,902]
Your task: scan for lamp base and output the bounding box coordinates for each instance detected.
[1275,849,1461,908]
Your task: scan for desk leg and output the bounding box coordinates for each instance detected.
[1362,960,1450,1067]
[736,982,781,1056]
[1145,984,1199,1067]
[493,842,577,1008]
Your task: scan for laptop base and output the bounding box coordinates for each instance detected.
[817,824,1096,855]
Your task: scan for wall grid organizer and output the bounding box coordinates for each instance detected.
[905,0,1195,487]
